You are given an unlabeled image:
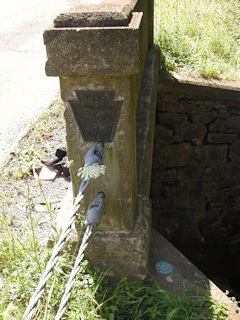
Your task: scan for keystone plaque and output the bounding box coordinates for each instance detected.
[68,90,123,142]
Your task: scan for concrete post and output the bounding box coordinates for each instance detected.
[44,0,158,281]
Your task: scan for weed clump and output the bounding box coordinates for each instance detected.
[0,216,229,319]
[154,0,240,80]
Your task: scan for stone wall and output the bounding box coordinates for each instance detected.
[151,71,240,278]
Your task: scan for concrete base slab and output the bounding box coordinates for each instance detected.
[84,195,151,281]
[56,183,151,281]
[149,228,240,320]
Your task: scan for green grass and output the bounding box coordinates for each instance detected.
[0,102,229,319]
[154,0,240,80]
[0,215,228,319]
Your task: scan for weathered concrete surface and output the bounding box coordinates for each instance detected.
[56,47,159,279]
[83,47,159,279]
[44,0,152,78]
[44,12,143,77]
[63,75,138,233]
[85,195,151,281]
[56,183,151,281]
[53,0,138,27]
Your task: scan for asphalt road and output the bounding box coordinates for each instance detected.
[0,0,72,166]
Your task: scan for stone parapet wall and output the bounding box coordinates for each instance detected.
[151,72,240,276]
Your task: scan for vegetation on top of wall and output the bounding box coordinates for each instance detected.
[154,0,240,80]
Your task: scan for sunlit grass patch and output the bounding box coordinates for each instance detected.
[0,214,229,319]
[154,0,240,80]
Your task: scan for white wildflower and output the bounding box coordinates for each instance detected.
[66,159,74,168]
[77,163,106,180]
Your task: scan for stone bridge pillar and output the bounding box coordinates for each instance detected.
[44,0,158,280]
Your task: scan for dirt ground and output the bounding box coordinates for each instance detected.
[0,104,71,246]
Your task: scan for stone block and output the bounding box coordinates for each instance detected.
[179,179,203,192]
[153,168,177,183]
[209,119,226,132]
[150,193,174,210]
[229,142,240,162]
[174,123,207,143]
[177,162,204,180]
[162,143,191,168]
[173,220,203,244]
[217,109,230,119]
[204,163,232,181]
[178,190,205,208]
[225,116,240,130]
[225,100,240,107]
[206,188,229,203]
[158,99,194,114]
[151,211,180,238]
[158,112,187,124]
[207,133,238,144]
[229,108,240,115]
[209,116,240,133]
[155,124,173,138]
[192,111,217,124]
[151,185,204,210]
[198,102,215,112]
[218,176,240,188]
[195,145,228,165]
[150,181,162,197]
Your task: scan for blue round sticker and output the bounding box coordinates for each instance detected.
[156,261,173,275]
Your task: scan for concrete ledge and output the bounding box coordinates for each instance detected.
[159,71,240,101]
[44,12,143,76]
[53,0,137,27]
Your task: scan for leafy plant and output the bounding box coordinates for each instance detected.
[11,146,41,180]
[97,277,228,320]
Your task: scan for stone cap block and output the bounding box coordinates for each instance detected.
[54,0,138,27]
[44,11,143,76]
